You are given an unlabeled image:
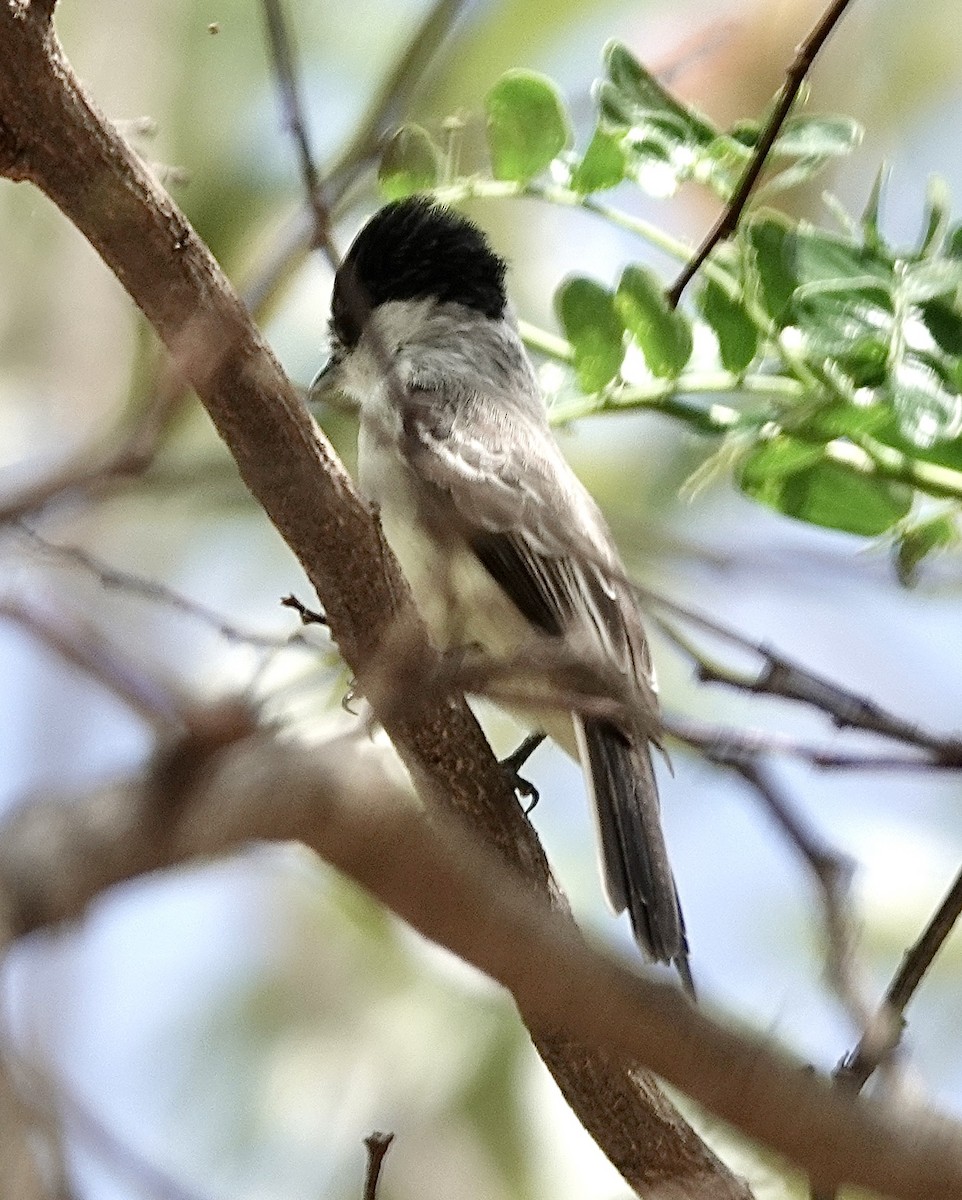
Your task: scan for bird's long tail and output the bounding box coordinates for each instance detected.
[577,717,692,993]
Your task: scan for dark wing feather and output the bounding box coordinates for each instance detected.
[402,389,688,975]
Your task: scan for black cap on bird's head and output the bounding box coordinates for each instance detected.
[330,197,508,350]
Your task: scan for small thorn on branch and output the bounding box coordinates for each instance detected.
[281,593,328,626]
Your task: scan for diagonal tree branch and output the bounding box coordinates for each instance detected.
[0,8,745,1199]
[1,728,961,1200]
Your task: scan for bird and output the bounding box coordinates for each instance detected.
[313,196,691,988]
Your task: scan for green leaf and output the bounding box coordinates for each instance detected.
[792,225,892,293]
[378,125,440,200]
[739,436,912,535]
[740,435,824,487]
[895,514,957,586]
[770,115,862,159]
[485,70,571,183]
[698,278,758,373]
[570,126,626,194]
[747,213,894,326]
[747,218,797,321]
[555,277,625,392]
[601,41,716,146]
[790,290,892,386]
[615,265,692,377]
[757,155,841,198]
[900,258,962,304]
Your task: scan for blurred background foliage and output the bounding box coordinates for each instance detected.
[2,1,962,1199]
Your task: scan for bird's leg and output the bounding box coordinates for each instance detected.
[500,731,546,812]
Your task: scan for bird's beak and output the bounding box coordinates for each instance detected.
[308,356,336,404]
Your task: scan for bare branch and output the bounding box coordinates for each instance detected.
[362,1132,395,1200]
[651,604,962,760]
[19,526,311,652]
[667,0,858,305]
[836,863,962,1095]
[716,754,870,1030]
[0,597,186,732]
[664,714,957,772]
[1,731,962,1200]
[260,0,329,245]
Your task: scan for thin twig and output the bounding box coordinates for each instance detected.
[362,1132,395,1200]
[243,0,467,316]
[650,605,962,760]
[18,526,311,651]
[811,864,962,1200]
[664,714,962,773]
[260,0,330,245]
[667,0,858,304]
[836,863,962,1095]
[0,598,186,732]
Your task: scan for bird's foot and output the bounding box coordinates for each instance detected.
[500,732,545,813]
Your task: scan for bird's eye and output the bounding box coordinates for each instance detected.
[330,284,361,350]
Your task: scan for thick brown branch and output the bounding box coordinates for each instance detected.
[0,9,742,1198]
[0,732,961,1200]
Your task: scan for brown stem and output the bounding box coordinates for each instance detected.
[667,0,857,305]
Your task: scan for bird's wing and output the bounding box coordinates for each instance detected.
[400,388,688,973]
[400,388,656,695]
[400,388,686,969]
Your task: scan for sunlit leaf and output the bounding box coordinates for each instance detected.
[570,126,626,194]
[485,70,571,183]
[615,265,692,377]
[747,214,894,327]
[758,156,839,198]
[792,223,892,292]
[378,125,440,200]
[601,41,716,146]
[747,217,797,320]
[900,258,962,304]
[796,398,892,442]
[790,290,892,387]
[555,277,625,392]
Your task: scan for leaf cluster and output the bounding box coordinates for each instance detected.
[378,42,962,574]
